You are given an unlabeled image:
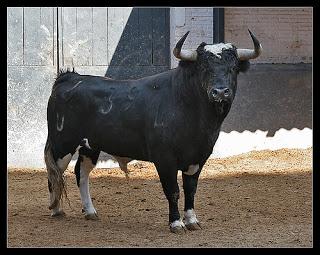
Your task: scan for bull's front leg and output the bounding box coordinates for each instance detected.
[182,168,202,231]
[156,163,186,234]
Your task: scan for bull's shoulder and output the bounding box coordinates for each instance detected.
[135,70,175,90]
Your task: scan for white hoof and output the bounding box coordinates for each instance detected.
[183,209,201,231]
[169,219,187,234]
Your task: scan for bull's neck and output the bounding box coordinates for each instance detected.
[173,63,204,103]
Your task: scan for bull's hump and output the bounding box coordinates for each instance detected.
[204,43,233,58]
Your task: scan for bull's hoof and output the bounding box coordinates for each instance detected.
[170,225,187,234]
[169,220,187,234]
[51,210,66,217]
[185,222,202,231]
[85,212,99,220]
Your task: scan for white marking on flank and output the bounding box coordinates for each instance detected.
[57,153,72,171]
[100,95,113,114]
[67,80,82,92]
[204,43,233,58]
[184,164,199,176]
[184,209,199,225]
[56,113,64,132]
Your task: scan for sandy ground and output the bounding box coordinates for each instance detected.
[8,148,312,248]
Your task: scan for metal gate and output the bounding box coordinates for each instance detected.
[7,7,170,167]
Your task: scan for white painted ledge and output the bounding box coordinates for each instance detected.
[210,127,312,159]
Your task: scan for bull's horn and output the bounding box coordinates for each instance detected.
[236,29,262,60]
[173,31,198,61]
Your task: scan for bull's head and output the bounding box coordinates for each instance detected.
[173,30,262,103]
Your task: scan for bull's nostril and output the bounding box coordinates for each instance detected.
[212,89,218,97]
[224,88,230,96]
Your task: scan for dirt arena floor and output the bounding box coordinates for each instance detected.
[8,148,312,248]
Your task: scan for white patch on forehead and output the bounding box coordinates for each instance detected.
[183,164,199,176]
[204,43,233,58]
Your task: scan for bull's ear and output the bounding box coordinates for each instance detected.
[238,60,250,73]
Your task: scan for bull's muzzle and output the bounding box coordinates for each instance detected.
[209,87,232,102]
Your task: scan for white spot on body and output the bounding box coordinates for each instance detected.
[79,156,97,215]
[204,43,233,58]
[170,219,186,229]
[183,164,199,176]
[57,153,72,171]
[184,209,199,225]
[83,138,92,149]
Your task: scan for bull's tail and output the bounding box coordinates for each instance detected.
[44,137,68,210]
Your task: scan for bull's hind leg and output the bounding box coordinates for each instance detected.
[45,140,73,217]
[75,147,100,220]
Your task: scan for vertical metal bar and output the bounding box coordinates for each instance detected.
[22,7,25,65]
[56,7,59,74]
[52,8,55,66]
[213,8,224,43]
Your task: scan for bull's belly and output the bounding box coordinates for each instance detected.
[88,131,149,161]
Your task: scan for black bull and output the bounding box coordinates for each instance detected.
[44,30,262,233]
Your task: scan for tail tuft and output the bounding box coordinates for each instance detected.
[44,139,69,209]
